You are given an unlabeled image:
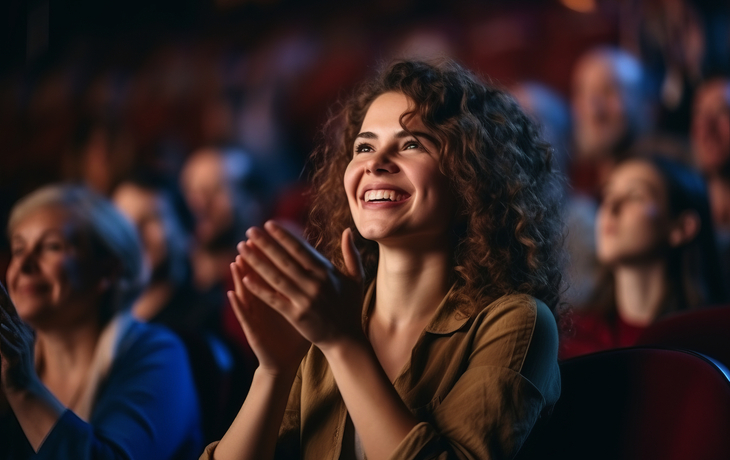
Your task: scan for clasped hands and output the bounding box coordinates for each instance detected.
[0,281,36,396]
[228,221,365,375]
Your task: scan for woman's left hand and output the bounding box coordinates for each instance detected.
[0,281,37,395]
[238,221,365,350]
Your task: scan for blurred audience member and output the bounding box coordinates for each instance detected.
[560,156,726,359]
[0,185,202,459]
[180,146,265,292]
[179,145,264,380]
[62,117,138,196]
[570,47,652,196]
[112,172,198,328]
[692,77,730,231]
[513,82,598,308]
[113,172,248,445]
[621,0,707,134]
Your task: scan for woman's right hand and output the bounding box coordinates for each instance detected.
[0,280,37,396]
[229,251,311,376]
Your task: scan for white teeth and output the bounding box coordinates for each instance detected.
[364,190,402,202]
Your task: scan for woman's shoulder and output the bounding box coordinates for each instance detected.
[474,293,554,326]
[468,294,559,358]
[116,318,189,363]
[466,293,560,403]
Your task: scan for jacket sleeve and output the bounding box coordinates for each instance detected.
[389,297,561,460]
[34,323,203,460]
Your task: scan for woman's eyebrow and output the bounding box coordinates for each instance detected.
[626,179,660,194]
[355,131,377,140]
[396,130,439,146]
[356,130,438,145]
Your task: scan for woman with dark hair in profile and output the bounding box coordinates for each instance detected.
[0,185,202,459]
[560,156,727,359]
[201,59,564,460]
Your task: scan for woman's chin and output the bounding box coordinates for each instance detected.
[356,223,400,243]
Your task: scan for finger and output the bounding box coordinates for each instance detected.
[241,274,292,317]
[0,281,19,318]
[341,228,364,283]
[226,290,248,328]
[235,252,278,306]
[0,323,14,336]
[246,227,320,286]
[239,241,310,307]
[263,221,331,276]
[230,262,247,308]
[235,243,251,273]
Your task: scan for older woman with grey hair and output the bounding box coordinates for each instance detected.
[0,185,202,460]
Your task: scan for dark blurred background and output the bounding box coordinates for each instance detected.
[1,0,729,279]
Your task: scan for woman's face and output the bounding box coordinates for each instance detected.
[691,80,730,172]
[596,160,672,266]
[113,183,168,272]
[343,91,455,246]
[6,206,102,328]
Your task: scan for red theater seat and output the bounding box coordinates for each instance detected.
[515,348,730,460]
[636,306,730,369]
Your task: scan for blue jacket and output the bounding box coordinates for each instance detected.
[1,320,203,459]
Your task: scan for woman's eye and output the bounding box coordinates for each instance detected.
[10,246,24,257]
[354,143,373,154]
[403,141,420,150]
[43,241,64,252]
[626,192,648,202]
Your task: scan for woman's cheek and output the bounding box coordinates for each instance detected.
[343,163,360,211]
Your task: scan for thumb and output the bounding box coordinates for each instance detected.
[341,228,364,283]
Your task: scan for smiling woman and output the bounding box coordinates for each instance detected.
[0,185,202,460]
[202,59,565,460]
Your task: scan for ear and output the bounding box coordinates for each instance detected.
[668,210,701,247]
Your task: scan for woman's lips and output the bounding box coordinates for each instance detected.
[15,282,52,295]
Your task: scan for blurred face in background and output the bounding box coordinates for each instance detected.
[113,183,168,273]
[572,53,638,159]
[692,79,730,173]
[597,160,672,266]
[6,206,102,329]
[180,149,235,247]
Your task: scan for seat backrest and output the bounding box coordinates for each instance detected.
[636,306,730,369]
[515,347,730,460]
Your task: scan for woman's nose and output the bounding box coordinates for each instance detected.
[18,249,40,274]
[603,197,622,216]
[365,149,399,174]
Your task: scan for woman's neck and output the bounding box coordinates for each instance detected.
[372,242,452,328]
[613,260,668,327]
[35,319,102,390]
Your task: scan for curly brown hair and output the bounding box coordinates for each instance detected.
[307,59,565,314]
